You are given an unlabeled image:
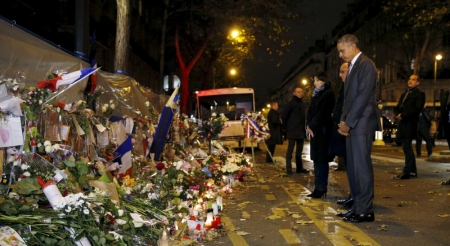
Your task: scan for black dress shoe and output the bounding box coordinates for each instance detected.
[286,170,293,175]
[296,168,309,173]
[393,173,410,180]
[344,213,375,223]
[410,173,417,178]
[336,209,354,218]
[336,196,352,205]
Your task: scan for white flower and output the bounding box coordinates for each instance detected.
[56,199,67,209]
[65,206,72,213]
[44,140,52,146]
[45,145,53,153]
[8,192,19,199]
[20,163,28,170]
[102,106,107,112]
[7,156,15,163]
[109,100,114,104]
[53,144,61,150]
[118,209,124,216]
[23,171,31,177]
[116,219,127,225]
[109,231,123,240]
[13,161,20,166]
[145,101,150,107]
[83,208,90,215]
[212,113,217,117]
[37,143,42,148]
[38,99,43,105]
[110,104,115,109]
[13,85,19,91]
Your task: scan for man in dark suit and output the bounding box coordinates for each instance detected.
[282,86,309,175]
[394,75,425,179]
[265,101,283,163]
[337,34,381,223]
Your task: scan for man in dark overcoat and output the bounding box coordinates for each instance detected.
[281,86,309,175]
[265,101,283,163]
[394,74,425,179]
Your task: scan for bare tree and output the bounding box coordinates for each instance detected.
[115,0,130,72]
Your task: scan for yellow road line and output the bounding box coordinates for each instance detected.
[265,193,276,200]
[279,229,301,244]
[221,215,249,246]
[261,185,269,189]
[281,184,381,246]
[272,208,286,217]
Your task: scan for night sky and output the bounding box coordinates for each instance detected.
[245,0,354,108]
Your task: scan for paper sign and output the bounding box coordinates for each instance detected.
[60,125,70,141]
[0,117,23,148]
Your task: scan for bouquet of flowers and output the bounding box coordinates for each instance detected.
[21,87,53,120]
[198,113,228,141]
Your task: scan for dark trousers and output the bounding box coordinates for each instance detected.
[313,161,329,192]
[286,138,304,172]
[346,133,374,214]
[416,127,433,157]
[402,137,417,175]
[337,156,347,169]
[266,144,276,162]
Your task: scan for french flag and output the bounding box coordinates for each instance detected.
[114,135,133,178]
[37,67,100,91]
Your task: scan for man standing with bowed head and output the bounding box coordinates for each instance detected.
[337,34,381,223]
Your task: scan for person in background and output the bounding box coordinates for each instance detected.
[416,106,433,158]
[336,34,381,223]
[394,74,425,179]
[282,86,309,175]
[329,62,348,172]
[306,71,336,198]
[265,101,283,163]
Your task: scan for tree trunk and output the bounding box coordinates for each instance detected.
[115,0,130,73]
[175,26,208,114]
[413,28,431,74]
[159,0,169,90]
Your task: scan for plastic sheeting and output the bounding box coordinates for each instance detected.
[0,17,169,119]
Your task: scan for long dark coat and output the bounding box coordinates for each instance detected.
[307,86,335,163]
[265,108,283,145]
[281,96,307,139]
[328,84,346,157]
[394,87,425,138]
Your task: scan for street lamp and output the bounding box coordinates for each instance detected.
[434,54,443,109]
[302,79,307,85]
[230,68,237,76]
[231,30,239,39]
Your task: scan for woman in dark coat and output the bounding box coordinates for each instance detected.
[306,71,336,198]
[265,101,283,162]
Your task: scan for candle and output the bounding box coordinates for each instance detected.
[212,202,218,215]
[215,216,221,225]
[216,196,223,210]
[211,219,218,229]
[206,212,214,222]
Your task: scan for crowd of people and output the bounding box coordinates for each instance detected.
[263,33,450,224]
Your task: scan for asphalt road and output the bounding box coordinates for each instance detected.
[202,140,450,246]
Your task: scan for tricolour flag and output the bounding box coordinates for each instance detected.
[85,30,98,95]
[114,135,133,178]
[37,67,99,91]
[150,87,179,161]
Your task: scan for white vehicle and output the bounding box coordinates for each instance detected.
[196,87,257,148]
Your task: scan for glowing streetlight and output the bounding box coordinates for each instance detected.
[231,30,239,38]
[302,79,307,85]
[434,54,443,109]
[267,104,270,108]
[230,69,237,76]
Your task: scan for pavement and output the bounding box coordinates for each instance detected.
[202,140,450,246]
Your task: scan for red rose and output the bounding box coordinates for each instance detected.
[156,162,166,170]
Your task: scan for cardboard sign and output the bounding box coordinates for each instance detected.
[0,117,23,147]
